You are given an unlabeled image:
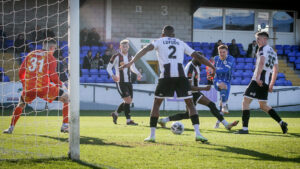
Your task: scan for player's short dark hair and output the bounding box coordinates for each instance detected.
[43,38,57,50]
[162,25,175,37]
[256,31,269,39]
[218,44,228,50]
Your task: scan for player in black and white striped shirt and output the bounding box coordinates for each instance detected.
[121,25,216,143]
[107,39,141,125]
[235,32,288,134]
[158,54,239,130]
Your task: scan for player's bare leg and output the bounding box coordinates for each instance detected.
[185,98,207,143]
[58,92,69,133]
[259,101,288,134]
[144,98,163,142]
[3,96,26,134]
[198,96,238,130]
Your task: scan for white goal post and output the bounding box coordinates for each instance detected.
[68,0,80,160]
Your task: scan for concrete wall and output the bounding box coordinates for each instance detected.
[110,0,192,42]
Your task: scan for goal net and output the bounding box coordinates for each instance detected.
[0,0,79,160]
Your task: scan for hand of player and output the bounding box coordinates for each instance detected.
[112,75,119,82]
[255,79,263,87]
[119,62,133,70]
[137,74,142,81]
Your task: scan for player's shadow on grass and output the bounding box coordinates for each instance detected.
[35,135,133,148]
[201,144,300,163]
[0,157,112,169]
[205,129,300,138]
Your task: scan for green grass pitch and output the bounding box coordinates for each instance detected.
[0,110,300,169]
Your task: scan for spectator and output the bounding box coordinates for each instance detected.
[44,28,55,39]
[102,49,112,66]
[82,50,93,69]
[91,52,104,69]
[212,40,222,57]
[247,40,258,58]
[80,28,89,46]
[87,28,101,46]
[0,26,8,52]
[14,34,29,64]
[107,43,117,55]
[54,50,68,82]
[31,25,44,44]
[228,39,240,58]
[138,67,147,84]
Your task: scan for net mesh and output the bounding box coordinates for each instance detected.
[0,0,69,160]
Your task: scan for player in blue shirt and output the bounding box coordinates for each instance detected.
[211,45,235,128]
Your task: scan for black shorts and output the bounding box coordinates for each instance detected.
[116,82,133,98]
[155,77,192,99]
[244,80,269,101]
[192,92,204,105]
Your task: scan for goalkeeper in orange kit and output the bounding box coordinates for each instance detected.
[3,38,69,134]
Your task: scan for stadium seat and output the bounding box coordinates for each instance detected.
[245,58,253,63]
[289,56,296,63]
[86,77,96,83]
[99,69,108,75]
[241,78,251,85]
[3,75,10,82]
[80,77,86,83]
[243,70,252,78]
[235,63,245,70]
[81,69,89,76]
[275,79,285,86]
[295,64,300,70]
[277,73,285,79]
[232,77,241,85]
[288,52,296,58]
[275,45,283,50]
[199,78,207,84]
[89,69,99,75]
[284,80,292,86]
[193,42,201,47]
[244,63,253,70]
[0,67,4,72]
[236,58,245,63]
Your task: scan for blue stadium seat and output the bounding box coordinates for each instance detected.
[277,50,283,55]
[186,42,193,48]
[91,46,100,51]
[277,73,285,79]
[80,77,86,83]
[89,69,99,75]
[296,64,300,70]
[233,70,243,78]
[0,67,3,72]
[193,42,201,47]
[289,56,296,63]
[296,52,300,58]
[284,80,292,86]
[81,46,90,51]
[275,45,283,50]
[235,63,245,70]
[81,69,89,76]
[200,64,206,69]
[236,58,245,63]
[275,79,285,86]
[244,63,253,70]
[243,70,252,78]
[3,75,10,82]
[99,69,108,75]
[288,52,296,58]
[241,78,251,85]
[86,77,96,83]
[245,58,253,63]
[232,77,242,85]
[199,78,207,84]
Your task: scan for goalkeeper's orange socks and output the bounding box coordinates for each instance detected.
[10,106,23,126]
[62,103,69,123]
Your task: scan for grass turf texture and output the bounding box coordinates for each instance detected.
[0,110,300,169]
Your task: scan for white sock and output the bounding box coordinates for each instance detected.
[162,117,170,123]
[279,121,283,125]
[216,120,220,124]
[220,112,224,116]
[221,120,229,126]
[126,119,131,123]
[243,127,248,131]
[150,127,156,138]
[222,102,227,106]
[10,125,14,130]
[193,124,201,137]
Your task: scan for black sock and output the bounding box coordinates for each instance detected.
[207,102,224,122]
[117,103,124,114]
[242,110,250,128]
[124,103,131,119]
[169,112,189,121]
[150,116,158,128]
[190,114,199,125]
[268,109,282,123]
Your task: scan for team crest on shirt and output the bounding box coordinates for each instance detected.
[223,60,227,64]
[188,91,192,95]
[250,92,256,97]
